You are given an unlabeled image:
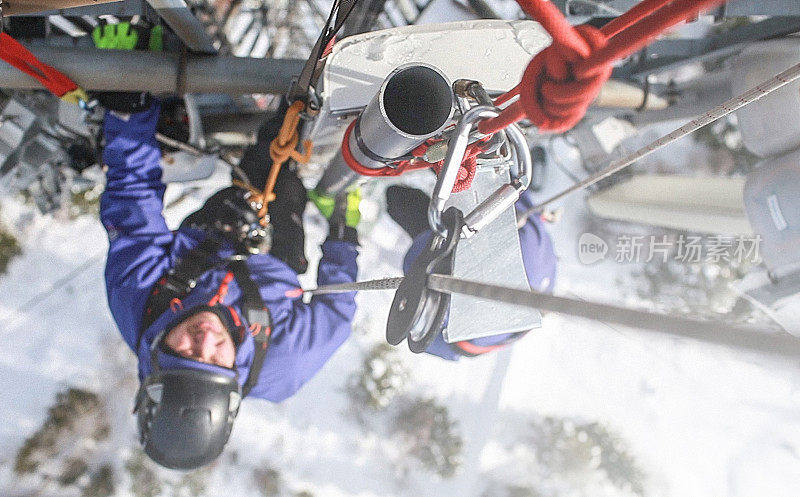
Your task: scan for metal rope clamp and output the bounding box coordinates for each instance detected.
[427,104,533,239]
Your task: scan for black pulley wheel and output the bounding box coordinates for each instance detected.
[386,207,463,351]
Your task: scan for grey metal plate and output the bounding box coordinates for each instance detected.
[443,165,542,342]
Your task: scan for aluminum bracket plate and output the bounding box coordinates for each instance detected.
[306,20,551,166]
[443,165,542,342]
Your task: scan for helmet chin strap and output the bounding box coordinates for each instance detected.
[149,329,168,375]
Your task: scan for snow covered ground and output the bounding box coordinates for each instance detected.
[1,129,800,497]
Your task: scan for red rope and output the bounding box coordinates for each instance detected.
[340,120,487,192]
[429,141,487,193]
[430,155,476,193]
[600,0,674,38]
[340,120,411,177]
[0,33,81,98]
[478,0,729,135]
[583,0,725,71]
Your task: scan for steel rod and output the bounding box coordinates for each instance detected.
[299,272,799,358]
[0,45,305,94]
[2,0,120,15]
[427,274,800,359]
[517,61,800,227]
[301,277,405,295]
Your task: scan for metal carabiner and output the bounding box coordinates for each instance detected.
[459,121,532,238]
[426,106,533,238]
[428,105,497,237]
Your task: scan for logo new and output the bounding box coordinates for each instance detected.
[578,233,608,265]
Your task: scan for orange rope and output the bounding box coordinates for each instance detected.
[259,101,313,223]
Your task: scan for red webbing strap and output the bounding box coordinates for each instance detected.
[0,32,82,99]
[478,0,729,135]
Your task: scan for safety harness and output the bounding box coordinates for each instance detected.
[139,237,272,397]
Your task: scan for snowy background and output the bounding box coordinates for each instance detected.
[1,113,799,497]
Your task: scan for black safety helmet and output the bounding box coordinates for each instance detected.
[135,312,242,470]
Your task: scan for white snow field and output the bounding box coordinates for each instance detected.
[1,134,799,497]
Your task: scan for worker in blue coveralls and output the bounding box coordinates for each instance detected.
[386,185,557,358]
[99,79,360,468]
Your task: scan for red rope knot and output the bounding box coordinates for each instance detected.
[519,24,611,133]
[480,0,730,136]
[430,140,488,193]
[431,155,477,193]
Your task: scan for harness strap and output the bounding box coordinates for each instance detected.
[0,32,89,104]
[139,234,273,397]
[228,260,272,397]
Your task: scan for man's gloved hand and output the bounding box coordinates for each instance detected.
[179,187,261,242]
[309,188,361,244]
[92,21,163,114]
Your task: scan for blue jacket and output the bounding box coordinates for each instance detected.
[100,104,358,402]
[404,192,557,360]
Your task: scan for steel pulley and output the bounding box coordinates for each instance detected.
[386,208,463,353]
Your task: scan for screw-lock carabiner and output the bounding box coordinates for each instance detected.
[427,105,532,238]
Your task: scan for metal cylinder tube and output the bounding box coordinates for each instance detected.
[316,64,454,195]
[314,149,360,196]
[353,64,454,166]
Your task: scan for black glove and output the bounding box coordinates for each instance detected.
[179,187,261,242]
[267,164,309,274]
[236,100,310,274]
[94,91,154,114]
[327,224,359,245]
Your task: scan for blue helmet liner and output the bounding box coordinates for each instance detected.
[150,304,242,379]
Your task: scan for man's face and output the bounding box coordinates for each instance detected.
[164,311,236,368]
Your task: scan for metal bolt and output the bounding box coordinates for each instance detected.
[398,298,407,312]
